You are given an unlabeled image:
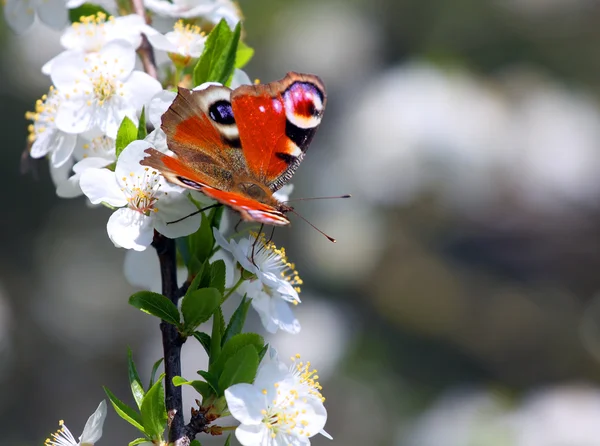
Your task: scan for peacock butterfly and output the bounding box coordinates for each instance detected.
[140,72,327,226]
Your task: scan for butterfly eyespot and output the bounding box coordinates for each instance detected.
[177,177,203,190]
[283,82,324,129]
[208,100,235,125]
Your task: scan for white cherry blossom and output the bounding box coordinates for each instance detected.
[80,140,201,251]
[225,353,329,446]
[26,86,77,168]
[4,0,69,34]
[214,229,302,334]
[51,40,162,138]
[148,19,206,66]
[144,0,241,27]
[42,13,157,75]
[44,400,107,446]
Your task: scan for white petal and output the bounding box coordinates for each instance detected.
[50,50,88,91]
[124,71,163,110]
[144,128,169,152]
[193,81,222,91]
[319,429,333,440]
[55,98,94,135]
[49,132,78,168]
[30,128,55,159]
[250,292,279,334]
[65,0,85,7]
[153,195,201,238]
[80,168,127,207]
[37,0,69,29]
[147,32,178,53]
[297,399,328,439]
[213,227,233,254]
[115,140,152,180]
[235,423,270,446]
[100,40,137,78]
[231,69,252,89]
[73,157,112,174]
[41,55,57,76]
[143,0,180,17]
[272,184,294,202]
[225,384,265,425]
[148,90,176,129]
[50,157,73,188]
[271,298,301,334]
[79,400,107,444]
[107,208,154,251]
[4,0,35,34]
[254,360,288,397]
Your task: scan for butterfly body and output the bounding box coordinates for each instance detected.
[141,72,326,226]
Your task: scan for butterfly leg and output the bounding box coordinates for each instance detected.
[250,223,264,268]
[265,226,276,245]
[167,203,221,225]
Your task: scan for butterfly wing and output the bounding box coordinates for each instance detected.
[141,85,241,192]
[231,72,327,191]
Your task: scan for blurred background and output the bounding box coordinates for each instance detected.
[4,0,600,444]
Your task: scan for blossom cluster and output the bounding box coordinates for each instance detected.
[8,0,331,444]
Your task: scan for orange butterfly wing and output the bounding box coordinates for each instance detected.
[140,73,327,225]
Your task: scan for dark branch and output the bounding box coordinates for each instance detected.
[152,232,187,445]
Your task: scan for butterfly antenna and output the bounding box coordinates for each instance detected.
[167,203,221,225]
[282,194,352,203]
[288,208,336,243]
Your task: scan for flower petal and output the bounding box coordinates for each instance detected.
[79,400,107,445]
[148,90,176,129]
[225,384,266,425]
[4,0,35,34]
[115,140,152,180]
[235,423,269,446]
[270,297,301,334]
[107,208,153,251]
[80,168,127,207]
[153,195,201,239]
[124,71,163,110]
[49,132,78,168]
[36,0,69,29]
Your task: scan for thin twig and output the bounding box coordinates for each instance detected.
[130,0,159,80]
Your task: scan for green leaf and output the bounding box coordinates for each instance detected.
[258,343,269,362]
[115,116,138,158]
[224,433,232,446]
[222,296,251,346]
[235,41,254,69]
[181,287,221,333]
[173,376,212,399]
[140,375,167,440]
[137,106,147,140]
[193,20,241,86]
[188,213,214,265]
[193,331,211,356]
[128,348,145,409]
[129,438,151,446]
[210,260,226,295]
[186,259,207,294]
[191,440,202,446]
[129,291,180,326]
[103,386,145,433]
[148,358,164,390]
[68,3,111,23]
[218,345,259,395]
[211,333,264,377]
[197,370,220,395]
[210,307,224,366]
